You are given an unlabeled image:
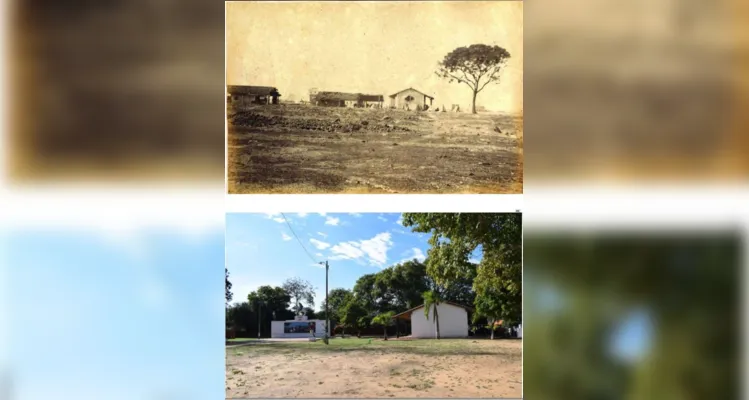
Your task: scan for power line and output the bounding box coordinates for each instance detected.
[280,212,319,264]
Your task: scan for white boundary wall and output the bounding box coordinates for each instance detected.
[271,319,327,338]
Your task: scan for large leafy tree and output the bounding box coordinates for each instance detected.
[473,248,521,339]
[402,213,522,328]
[353,261,431,317]
[339,298,368,337]
[388,260,431,310]
[282,277,316,316]
[246,285,294,338]
[352,273,378,318]
[435,44,511,114]
[247,286,294,320]
[321,288,354,327]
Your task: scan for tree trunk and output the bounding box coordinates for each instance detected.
[434,304,441,340]
[471,90,478,114]
[491,327,495,340]
[384,327,388,340]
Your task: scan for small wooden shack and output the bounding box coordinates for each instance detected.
[227,85,281,106]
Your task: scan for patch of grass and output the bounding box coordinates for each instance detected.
[406,380,435,390]
[228,338,500,358]
[228,338,257,342]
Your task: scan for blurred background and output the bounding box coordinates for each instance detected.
[6,0,224,182]
[524,0,749,180]
[524,229,743,400]
[0,227,226,400]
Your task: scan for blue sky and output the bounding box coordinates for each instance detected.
[3,228,224,400]
[226,213,450,309]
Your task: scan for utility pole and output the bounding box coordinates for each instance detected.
[319,260,330,345]
[257,300,261,339]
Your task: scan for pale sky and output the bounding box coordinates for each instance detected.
[226,1,523,112]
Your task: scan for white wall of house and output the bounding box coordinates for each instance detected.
[411,303,468,338]
[390,88,432,110]
[270,319,328,338]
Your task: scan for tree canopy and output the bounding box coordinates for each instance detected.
[435,44,511,114]
[225,268,233,305]
[403,213,522,329]
[282,277,316,315]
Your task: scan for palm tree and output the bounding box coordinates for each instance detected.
[371,311,395,340]
[423,290,442,339]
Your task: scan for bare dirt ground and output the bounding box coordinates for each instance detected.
[227,104,523,193]
[226,338,522,398]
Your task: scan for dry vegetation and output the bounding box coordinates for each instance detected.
[226,338,522,398]
[227,104,523,193]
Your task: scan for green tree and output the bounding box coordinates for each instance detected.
[339,298,368,337]
[423,290,443,339]
[435,44,512,114]
[226,302,255,335]
[473,248,522,339]
[388,260,431,310]
[225,268,233,305]
[247,285,294,337]
[402,213,522,328]
[352,273,378,313]
[371,311,396,340]
[321,288,354,328]
[282,277,316,316]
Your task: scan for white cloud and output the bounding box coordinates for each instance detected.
[317,232,328,238]
[377,216,388,222]
[325,216,340,226]
[411,248,426,261]
[349,213,363,217]
[297,213,309,217]
[396,215,404,226]
[265,213,288,224]
[318,212,327,217]
[469,258,481,264]
[330,232,393,267]
[309,238,331,250]
[281,233,292,241]
[399,247,426,264]
[330,242,365,261]
[315,253,324,257]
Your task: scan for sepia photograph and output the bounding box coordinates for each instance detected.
[226,1,523,194]
[225,212,522,398]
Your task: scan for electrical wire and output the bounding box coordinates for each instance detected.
[280,212,319,264]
